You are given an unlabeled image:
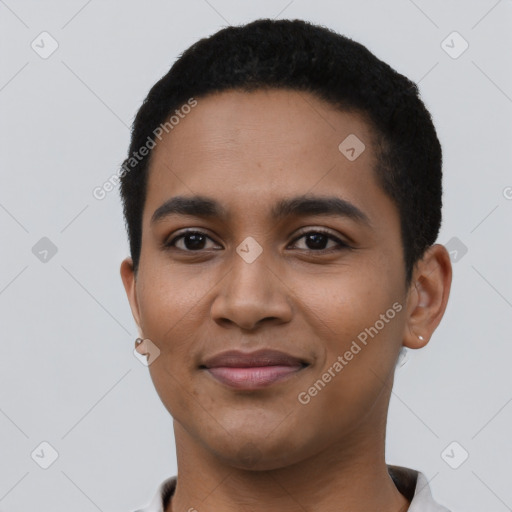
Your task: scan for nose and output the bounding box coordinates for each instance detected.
[210,251,293,331]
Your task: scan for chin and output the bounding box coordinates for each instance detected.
[208,432,315,472]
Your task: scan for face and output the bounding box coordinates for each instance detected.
[122,89,429,470]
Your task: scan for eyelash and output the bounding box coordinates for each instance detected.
[163,228,351,253]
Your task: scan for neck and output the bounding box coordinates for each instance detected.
[167,399,409,512]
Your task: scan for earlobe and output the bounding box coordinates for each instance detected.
[402,244,452,349]
[120,257,143,335]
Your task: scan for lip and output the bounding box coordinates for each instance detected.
[200,349,310,390]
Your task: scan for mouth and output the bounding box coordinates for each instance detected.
[200,349,310,390]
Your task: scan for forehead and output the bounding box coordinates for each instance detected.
[150,88,375,165]
[143,89,394,228]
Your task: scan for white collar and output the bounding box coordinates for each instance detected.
[135,465,451,512]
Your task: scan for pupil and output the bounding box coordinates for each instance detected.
[306,233,327,249]
[185,234,205,250]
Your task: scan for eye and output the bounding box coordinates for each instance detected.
[289,229,350,252]
[163,228,351,253]
[164,230,220,251]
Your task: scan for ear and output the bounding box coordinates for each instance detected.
[120,257,143,337]
[402,244,452,349]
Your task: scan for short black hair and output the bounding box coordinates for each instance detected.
[119,18,442,286]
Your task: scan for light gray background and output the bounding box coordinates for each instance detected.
[1,1,511,511]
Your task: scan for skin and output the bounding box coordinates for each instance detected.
[121,89,452,512]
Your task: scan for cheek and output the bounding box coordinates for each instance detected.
[137,263,209,343]
[135,271,206,409]
[294,303,403,442]
[298,270,404,387]
[294,267,398,338]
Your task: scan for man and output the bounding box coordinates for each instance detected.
[120,18,453,512]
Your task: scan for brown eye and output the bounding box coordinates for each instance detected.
[163,229,350,253]
[290,230,350,251]
[165,231,220,251]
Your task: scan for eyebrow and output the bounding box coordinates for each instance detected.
[151,194,372,228]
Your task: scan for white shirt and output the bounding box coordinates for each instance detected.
[133,465,451,512]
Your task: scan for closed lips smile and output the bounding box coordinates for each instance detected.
[200,349,310,389]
